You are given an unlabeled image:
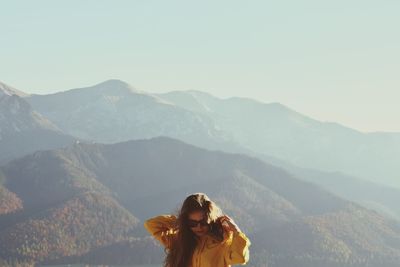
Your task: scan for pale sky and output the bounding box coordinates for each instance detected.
[1,0,399,132]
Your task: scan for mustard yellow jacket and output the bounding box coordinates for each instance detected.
[144,214,251,267]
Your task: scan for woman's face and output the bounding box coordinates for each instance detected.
[187,210,209,237]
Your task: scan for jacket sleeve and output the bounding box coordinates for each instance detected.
[144,214,178,249]
[224,230,251,265]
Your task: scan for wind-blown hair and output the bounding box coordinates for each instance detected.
[164,193,224,267]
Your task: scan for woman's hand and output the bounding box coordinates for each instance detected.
[219,215,241,238]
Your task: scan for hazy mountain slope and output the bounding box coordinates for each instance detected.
[287,165,400,221]
[254,205,400,267]
[0,146,140,265]
[158,90,400,188]
[245,150,400,221]
[25,80,234,151]
[0,191,138,265]
[67,137,347,221]
[0,171,22,215]
[1,137,400,266]
[157,90,400,219]
[43,237,164,266]
[0,82,76,164]
[0,186,22,215]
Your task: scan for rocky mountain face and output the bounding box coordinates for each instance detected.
[1,137,399,267]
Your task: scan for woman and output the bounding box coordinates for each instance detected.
[144,193,251,267]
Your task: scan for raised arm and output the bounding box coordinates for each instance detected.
[144,214,178,249]
[220,215,251,265]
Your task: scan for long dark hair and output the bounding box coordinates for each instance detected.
[164,193,224,267]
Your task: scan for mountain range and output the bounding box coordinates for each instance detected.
[25,80,234,151]
[157,90,400,188]
[23,80,400,189]
[1,79,400,266]
[2,79,395,220]
[1,137,400,267]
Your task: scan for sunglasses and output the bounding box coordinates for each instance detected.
[187,219,209,228]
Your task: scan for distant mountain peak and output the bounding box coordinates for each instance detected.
[95,79,131,87]
[91,80,174,106]
[90,79,141,95]
[0,81,29,97]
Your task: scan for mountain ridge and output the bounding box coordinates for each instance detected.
[0,82,29,97]
[157,88,400,188]
[1,137,400,266]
